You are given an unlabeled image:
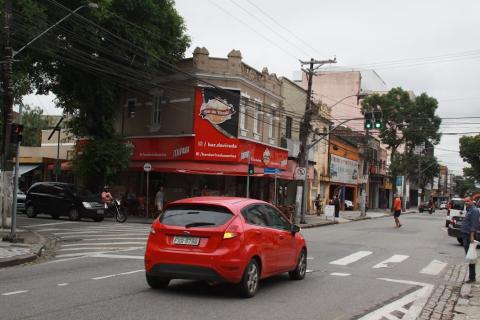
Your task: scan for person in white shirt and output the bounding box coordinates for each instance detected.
[155,186,165,213]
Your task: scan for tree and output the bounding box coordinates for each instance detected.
[453,175,476,197]
[361,88,442,183]
[4,0,190,188]
[19,104,49,146]
[459,135,480,182]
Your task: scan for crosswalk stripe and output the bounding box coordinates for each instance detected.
[78,237,147,241]
[60,233,147,238]
[60,242,146,247]
[330,272,351,277]
[58,246,144,251]
[24,221,76,228]
[420,260,447,275]
[93,254,144,260]
[329,251,373,266]
[372,255,409,269]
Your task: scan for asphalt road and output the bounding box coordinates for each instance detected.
[0,211,464,320]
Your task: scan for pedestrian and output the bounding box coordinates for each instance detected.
[460,197,479,283]
[314,195,321,216]
[155,186,165,214]
[393,193,402,228]
[101,185,113,209]
[333,195,340,218]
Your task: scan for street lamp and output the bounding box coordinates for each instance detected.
[299,92,368,224]
[2,1,98,242]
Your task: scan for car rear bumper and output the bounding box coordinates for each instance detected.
[80,208,105,218]
[447,226,461,238]
[144,241,246,283]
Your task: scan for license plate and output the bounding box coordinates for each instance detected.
[97,210,104,214]
[173,236,200,246]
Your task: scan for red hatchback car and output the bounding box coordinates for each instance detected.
[144,197,307,297]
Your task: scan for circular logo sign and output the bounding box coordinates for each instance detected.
[143,163,152,172]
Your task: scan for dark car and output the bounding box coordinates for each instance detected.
[447,216,480,245]
[419,202,435,214]
[25,182,105,222]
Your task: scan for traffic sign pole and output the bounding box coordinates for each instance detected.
[143,163,152,217]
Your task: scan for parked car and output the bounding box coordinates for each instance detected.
[25,182,105,221]
[439,201,447,209]
[445,198,465,228]
[419,202,435,214]
[16,190,26,213]
[447,215,480,245]
[145,197,307,298]
[344,200,354,210]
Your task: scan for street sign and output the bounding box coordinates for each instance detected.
[264,167,281,174]
[325,205,335,217]
[295,167,306,180]
[143,163,152,172]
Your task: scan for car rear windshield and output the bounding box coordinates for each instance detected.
[160,204,233,228]
[452,200,465,210]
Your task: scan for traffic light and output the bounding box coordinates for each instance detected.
[248,164,254,175]
[11,123,24,144]
[374,111,383,129]
[364,112,373,130]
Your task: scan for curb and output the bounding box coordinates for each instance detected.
[0,230,47,268]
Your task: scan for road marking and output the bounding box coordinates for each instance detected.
[24,221,76,228]
[306,269,313,273]
[420,260,447,275]
[58,246,145,251]
[60,242,146,247]
[307,257,314,260]
[57,283,69,286]
[330,272,351,277]
[2,290,29,296]
[78,237,147,241]
[373,255,409,269]
[119,269,143,275]
[92,274,117,280]
[359,278,433,320]
[92,253,144,260]
[60,233,147,239]
[329,251,373,266]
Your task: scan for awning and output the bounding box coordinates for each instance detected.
[46,161,72,171]
[15,164,40,176]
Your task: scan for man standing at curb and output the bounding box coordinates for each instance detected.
[393,194,402,228]
[460,197,479,284]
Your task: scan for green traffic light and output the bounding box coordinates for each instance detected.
[374,122,382,129]
[365,121,373,129]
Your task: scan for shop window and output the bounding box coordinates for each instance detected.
[240,97,247,133]
[152,96,161,125]
[127,99,136,118]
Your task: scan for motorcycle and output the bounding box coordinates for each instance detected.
[105,199,128,223]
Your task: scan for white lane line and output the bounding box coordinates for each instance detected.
[24,221,76,228]
[306,269,313,273]
[60,233,147,239]
[92,254,144,260]
[307,257,314,260]
[357,278,434,320]
[2,290,29,296]
[329,251,373,266]
[57,283,69,286]
[330,272,351,277]
[60,242,146,247]
[372,254,409,269]
[55,247,144,258]
[92,274,117,280]
[33,228,66,232]
[58,246,145,251]
[78,238,147,241]
[119,269,144,275]
[420,260,447,276]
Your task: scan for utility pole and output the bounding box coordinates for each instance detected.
[298,58,336,224]
[1,0,14,230]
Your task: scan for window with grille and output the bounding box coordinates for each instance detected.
[286,116,292,139]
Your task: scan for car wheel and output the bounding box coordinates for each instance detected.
[419,209,423,213]
[93,217,104,222]
[146,273,170,289]
[457,237,464,245]
[51,214,60,219]
[26,205,37,218]
[289,249,307,280]
[68,208,80,221]
[445,221,450,228]
[238,259,260,298]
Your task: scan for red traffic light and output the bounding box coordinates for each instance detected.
[10,123,24,144]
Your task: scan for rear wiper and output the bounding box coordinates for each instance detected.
[185,222,215,228]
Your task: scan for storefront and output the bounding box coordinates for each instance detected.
[328,154,359,209]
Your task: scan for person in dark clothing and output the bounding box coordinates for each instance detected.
[333,195,340,218]
[460,197,480,283]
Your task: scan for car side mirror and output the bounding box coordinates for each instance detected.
[291,224,301,235]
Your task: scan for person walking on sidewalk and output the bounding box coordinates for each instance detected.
[460,197,479,283]
[393,194,402,228]
[155,186,165,214]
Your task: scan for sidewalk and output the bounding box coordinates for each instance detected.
[0,228,47,268]
[453,263,480,320]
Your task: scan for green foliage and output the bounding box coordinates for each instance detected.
[19,104,50,146]
[4,0,190,184]
[453,175,476,197]
[459,135,480,182]
[403,153,440,189]
[362,88,441,180]
[72,138,131,190]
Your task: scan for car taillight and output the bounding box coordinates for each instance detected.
[223,218,243,239]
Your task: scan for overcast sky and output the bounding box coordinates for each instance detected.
[25,0,480,175]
